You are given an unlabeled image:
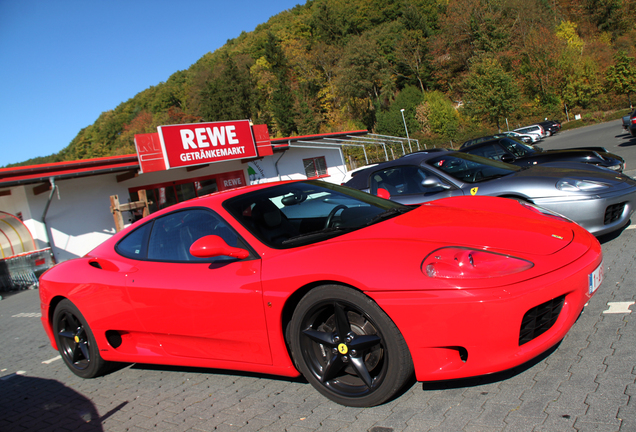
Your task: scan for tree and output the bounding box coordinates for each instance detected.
[394,30,431,92]
[375,85,425,137]
[416,91,459,138]
[264,32,298,136]
[606,51,636,109]
[464,55,520,131]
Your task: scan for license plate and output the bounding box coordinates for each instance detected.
[589,262,604,295]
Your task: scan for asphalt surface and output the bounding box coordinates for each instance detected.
[1,120,636,431]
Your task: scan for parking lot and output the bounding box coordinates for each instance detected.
[1,120,635,432]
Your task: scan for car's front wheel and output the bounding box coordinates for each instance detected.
[53,299,109,378]
[289,285,414,406]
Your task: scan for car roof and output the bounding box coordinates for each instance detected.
[343,149,456,189]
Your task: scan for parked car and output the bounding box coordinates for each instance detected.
[39,179,603,407]
[462,132,534,148]
[626,110,636,137]
[342,164,377,184]
[514,124,546,139]
[461,135,501,148]
[622,113,631,131]
[501,131,536,143]
[344,150,636,236]
[538,120,560,136]
[459,136,625,172]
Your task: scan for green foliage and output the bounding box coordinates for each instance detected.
[13,0,636,166]
[375,85,424,137]
[417,90,459,138]
[606,50,636,108]
[464,55,520,130]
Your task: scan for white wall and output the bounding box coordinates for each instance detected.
[26,174,131,262]
[1,146,347,263]
[0,186,30,220]
[263,147,348,184]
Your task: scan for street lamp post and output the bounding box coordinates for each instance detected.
[400,109,413,153]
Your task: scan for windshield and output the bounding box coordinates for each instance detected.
[499,138,537,157]
[426,152,520,183]
[223,181,411,248]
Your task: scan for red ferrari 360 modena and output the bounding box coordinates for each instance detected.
[39,180,603,407]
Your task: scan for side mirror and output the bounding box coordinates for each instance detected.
[421,176,451,190]
[501,154,515,163]
[189,235,249,259]
[376,188,391,199]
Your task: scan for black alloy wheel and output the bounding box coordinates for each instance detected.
[289,285,413,407]
[53,299,108,378]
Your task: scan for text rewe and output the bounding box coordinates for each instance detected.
[180,126,240,150]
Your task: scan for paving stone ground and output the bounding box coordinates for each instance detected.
[2,124,635,431]
[2,223,634,432]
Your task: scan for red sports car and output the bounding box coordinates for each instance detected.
[39,180,603,407]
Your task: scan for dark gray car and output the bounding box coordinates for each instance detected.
[459,137,625,172]
[344,150,636,236]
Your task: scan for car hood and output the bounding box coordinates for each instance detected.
[351,196,575,256]
[513,163,635,186]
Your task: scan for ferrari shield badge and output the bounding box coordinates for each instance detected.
[470,187,479,196]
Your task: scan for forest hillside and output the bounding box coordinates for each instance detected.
[9,0,636,167]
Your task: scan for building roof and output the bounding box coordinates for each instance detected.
[0,130,369,190]
[0,154,140,189]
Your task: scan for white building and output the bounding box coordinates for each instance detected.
[1,127,370,264]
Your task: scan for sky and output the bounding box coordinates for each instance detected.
[0,0,303,166]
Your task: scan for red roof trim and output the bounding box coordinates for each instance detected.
[0,130,369,187]
[0,154,139,177]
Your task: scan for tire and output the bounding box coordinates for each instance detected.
[288,285,414,407]
[53,299,109,378]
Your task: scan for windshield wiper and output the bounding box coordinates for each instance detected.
[366,207,412,226]
[281,227,356,246]
[477,173,510,182]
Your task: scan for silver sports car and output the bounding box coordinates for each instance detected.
[343,150,636,236]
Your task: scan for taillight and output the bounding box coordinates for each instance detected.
[422,247,533,279]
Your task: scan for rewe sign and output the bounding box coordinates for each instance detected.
[135,120,272,174]
[158,119,258,169]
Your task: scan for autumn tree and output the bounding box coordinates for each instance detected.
[337,34,392,129]
[464,55,520,131]
[198,53,255,122]
[554,21,603,110]
[263,32,298,136]
[417,90,459,138]
[375,85,424,139]
[606,50,636,109]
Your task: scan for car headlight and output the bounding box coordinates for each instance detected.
[557,178,608,191]
[422,247,533,279]
[606,164,621,171]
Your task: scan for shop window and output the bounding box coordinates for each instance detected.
[176,183,197,202]
[127,171,243,221]
[195,179,218,196]
[303,156,328,179]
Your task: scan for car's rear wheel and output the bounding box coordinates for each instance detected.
[53,299,109,378]
[289,285,413,406]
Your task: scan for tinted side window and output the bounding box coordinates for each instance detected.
[116,222,152,259]
[466,144,505,161]
[371,166,446,195]
[147,209,240,262]
[500,140,530,157]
